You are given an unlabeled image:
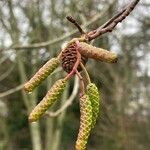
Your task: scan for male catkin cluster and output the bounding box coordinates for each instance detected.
[24,57,60,93]
[75,95,92,150]
[87,83,100,128]
[29,79,66,122]
[23,1,140,147]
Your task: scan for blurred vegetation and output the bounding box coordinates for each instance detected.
[0,0,150,150]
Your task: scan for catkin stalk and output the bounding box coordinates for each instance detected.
[76,95,92,150]
[79,42,118,63]
[87,83,100,128]
[24,57,60,93]
[29,79,66,122]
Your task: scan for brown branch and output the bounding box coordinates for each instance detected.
[46,75,79,117]
[66,16,85,34]
[88,0,141,41]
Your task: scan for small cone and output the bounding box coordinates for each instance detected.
[29,79,66,122]
[87,83,100,128]
[79,42,118,63]
[61,42,88,73]
[75,95,92,150]
[24,57,60,93]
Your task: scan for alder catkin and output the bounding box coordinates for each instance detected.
[28,79,66,122]
[79,42,118,63]
[87,83,100,128]
[24,57,60,93]
[75,95,92,150]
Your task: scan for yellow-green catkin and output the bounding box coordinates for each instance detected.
[87,83,100,128]
[28,79,66,122]
[24,57,60,93]
[79,42,118,63]
[75,95,92,150]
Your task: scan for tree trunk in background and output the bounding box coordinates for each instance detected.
[45,76,54,150]
[29,122,42,150]
[0,117,9,149]
[16,51,42,150]
[51,83,69,150]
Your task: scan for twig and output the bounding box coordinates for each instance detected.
[66,16,85,34]
[88,0,141,40]
[0,84,24,98]
[46,75,79,117]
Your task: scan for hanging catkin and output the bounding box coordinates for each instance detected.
[24,57,60,93]
[79,42,118,63]
[87,83,100,128]
[75,95,92,150]
[28,79,66,122]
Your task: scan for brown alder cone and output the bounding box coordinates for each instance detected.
[75,95,92,150]
[61,42,88,73]
[28,79,66,122]
[79,42,118,63]
[24,57,60,93]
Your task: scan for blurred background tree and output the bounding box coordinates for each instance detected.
[0,0,149,150]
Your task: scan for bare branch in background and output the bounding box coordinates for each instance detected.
[6,0,141,50]
[0,64,15,82]
[0,84,24,98]
[1,0,117,50]
[46,75,79,117]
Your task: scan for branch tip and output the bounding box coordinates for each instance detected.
[66,15,85,34]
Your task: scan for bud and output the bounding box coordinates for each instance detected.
[75,95,92,150]
[87,83,100,128]
[29,79,66,122]
[24,57,60,93]
[79,42,118,63]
